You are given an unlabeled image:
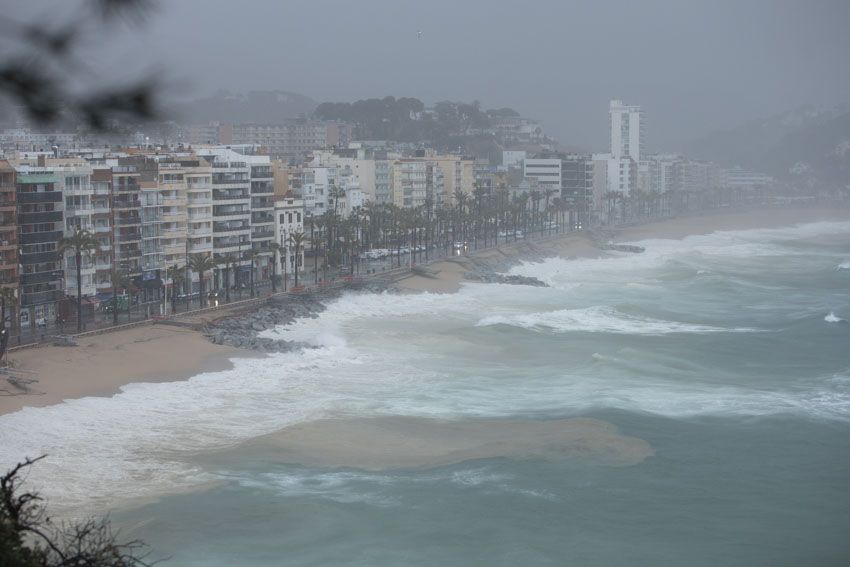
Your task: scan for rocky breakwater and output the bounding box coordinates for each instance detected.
[204,281,390,353]
[463,271,548,287]
[455,249,549,288]
[204,295,326,353]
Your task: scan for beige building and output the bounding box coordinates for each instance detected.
[432,155,476,204]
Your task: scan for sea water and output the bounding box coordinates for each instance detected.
[2,220,850,566]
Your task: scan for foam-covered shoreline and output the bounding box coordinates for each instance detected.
[3,206,848,418]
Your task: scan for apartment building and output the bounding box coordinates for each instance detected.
[560,155,594,225]
[109,162,146,305]
[432,155,476,204]
[523,158,562,194]
[210,121,351,159]
[249,158,275,281]
[90,168,114,297]
[273,192,305,281]
[184,157,214,258]
[391,159,427,208]
[14,163,64,328]
[55,158,97,299]
[0,161,17,326]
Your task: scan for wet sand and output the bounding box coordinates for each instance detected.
[396,233,601,293]
[0,325,252,416]
[209,415,655,470]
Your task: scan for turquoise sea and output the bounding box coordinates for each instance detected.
[2,220,850,566]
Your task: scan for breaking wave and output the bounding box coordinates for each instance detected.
[476,305,755,335]
[825,312,844,323]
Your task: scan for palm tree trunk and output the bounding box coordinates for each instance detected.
[271,257,277,293]
[294,244,300,288]
[76,251,83,332]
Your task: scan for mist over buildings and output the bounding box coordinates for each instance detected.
[5,0,850,150]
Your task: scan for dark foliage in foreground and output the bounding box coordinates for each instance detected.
[1,457,156,567]
[0,0,158,131]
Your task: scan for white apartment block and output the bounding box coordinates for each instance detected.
[274,193,305,280]
[609,99,643,162]
[185,158,214,257]
[301,166,332,216]
[523,158,562,194]
[194,147,252,265]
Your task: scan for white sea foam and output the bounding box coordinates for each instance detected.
[231,466,558,505]
[2,219,849,515]
[836,260,850,271]
[825,312,844,323]
[476,305,753,335]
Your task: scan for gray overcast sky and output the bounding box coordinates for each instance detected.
[6,0,850,150]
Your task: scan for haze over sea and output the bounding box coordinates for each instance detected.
[3,219,850,566]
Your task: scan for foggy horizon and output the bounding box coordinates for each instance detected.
[6,0,850,151]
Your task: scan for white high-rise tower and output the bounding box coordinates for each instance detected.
[609,99,643,162]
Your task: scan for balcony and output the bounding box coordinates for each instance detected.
[18,211,63,224]
[63,183,93,194]
[20,251,57,264]
[94,225,112,233]
[187,197,213,205]
[162,197,186,207]
[163,243,185,255]
[113,198,141,209]
[188,242,213,254]
[252,230,275,240]
[161,210,188,221]
[117,217,142,226]
[188,226,213,237]
[213,223,250,234]
[21,289,63,307]
[116,233,142,244]
[21,270,63,286]
[251,183,274,194]
[213,190,249,201]
[16,191,62,205]
[252,213,274,224]
[20,230,63,245]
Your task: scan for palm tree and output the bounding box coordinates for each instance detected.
[165,264,185,315]
[243,248,259,298]
[1,286,17,339]
[57,229,100,332]
[268,242,282,293]
[288,231,306,288]
[219,253,238,303]
[108,269,130,325]
[310,215,325,283]
[186,253,217,308]
[543,188,556,234]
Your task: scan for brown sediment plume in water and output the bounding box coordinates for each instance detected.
[217,416,654,470]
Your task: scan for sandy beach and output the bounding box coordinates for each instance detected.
[2,205,848,417]
[0,325,250,416]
